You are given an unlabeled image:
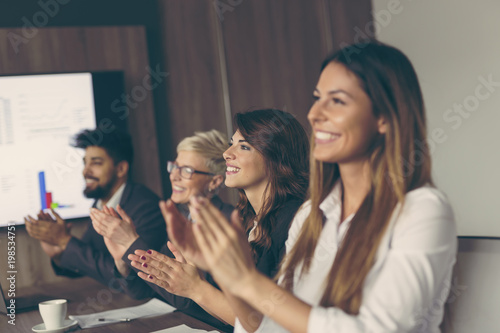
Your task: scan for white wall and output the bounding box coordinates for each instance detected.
[371,0,500,236]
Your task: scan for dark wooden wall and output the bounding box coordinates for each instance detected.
[158,0,373,144]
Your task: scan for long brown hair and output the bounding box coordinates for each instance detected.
[279,41,432,314]
[234,109,309,260]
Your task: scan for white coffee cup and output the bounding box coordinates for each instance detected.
[39,299,67,329]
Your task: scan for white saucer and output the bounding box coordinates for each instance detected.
[32,319,78,333]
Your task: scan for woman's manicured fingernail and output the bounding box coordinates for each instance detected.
[142,263,148,268]
[147,250,152,254]
[140,256,146,260]
[148,275,153,280]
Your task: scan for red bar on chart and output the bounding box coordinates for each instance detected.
[46,192,52,209]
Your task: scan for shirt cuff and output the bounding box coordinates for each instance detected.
[122,237,150,264]
[113,264,133,279]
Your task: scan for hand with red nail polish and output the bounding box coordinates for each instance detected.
[128,245,204,300]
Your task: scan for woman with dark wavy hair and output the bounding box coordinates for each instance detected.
[169,41,457,333]
[130,109,309,327]
[229,109,309,274]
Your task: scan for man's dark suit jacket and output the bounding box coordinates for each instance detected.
[52,182,167,288]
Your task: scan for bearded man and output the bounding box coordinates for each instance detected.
[25,129,166,287]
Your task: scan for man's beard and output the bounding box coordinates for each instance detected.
[83,173,117,200]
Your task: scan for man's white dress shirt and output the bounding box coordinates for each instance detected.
[95,183,126,211]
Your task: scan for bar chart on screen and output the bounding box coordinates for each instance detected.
[38,171,75,210]
[0,73,97,227]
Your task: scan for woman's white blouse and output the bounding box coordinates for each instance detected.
[234,183,457,333]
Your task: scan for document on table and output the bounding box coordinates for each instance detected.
[69,298,176,328]
[150,324,219,333]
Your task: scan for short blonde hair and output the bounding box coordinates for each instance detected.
[177,129,228,175]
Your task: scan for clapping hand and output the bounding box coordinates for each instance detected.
[90,205,137,273]
[160,199,209,270]
[25,209,72,249]
[90,204,139,249]
[189,196,257,295]
[129,241,204,298]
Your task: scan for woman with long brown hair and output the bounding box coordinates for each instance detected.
[162,41,457,332]
[130,109,309,327]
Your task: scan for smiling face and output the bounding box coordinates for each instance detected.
[82,146,125,201]
[308,62,386,165]
[223,130,269,193]
[169,150,215,204]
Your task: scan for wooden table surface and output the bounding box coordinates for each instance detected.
[0,277,223,333]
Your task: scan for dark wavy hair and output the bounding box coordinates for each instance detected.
[234,109,309,259]
[72,128,134,167]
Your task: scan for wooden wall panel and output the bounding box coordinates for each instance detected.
[86,27,162,191]
[326,0,374,49]
[157,0,239,204]
[157,0,228,145]
[219,0,373,129]
[0,26,161,287]
[219,0,333,129]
